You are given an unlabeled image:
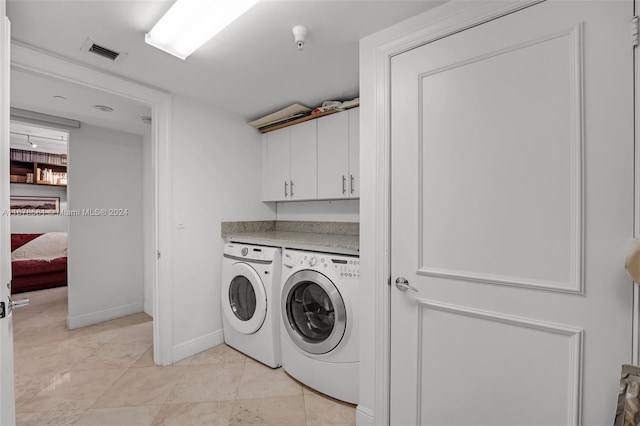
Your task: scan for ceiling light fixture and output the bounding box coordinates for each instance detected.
[145,0,260,60]
[10,131,67,145]
[93,105,114,112]
[27,135,37,149]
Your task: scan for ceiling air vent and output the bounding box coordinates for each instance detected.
[89,43,119,61]
[81,38,128,64]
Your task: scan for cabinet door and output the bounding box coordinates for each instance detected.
[317,111,349,199]
[262,127,290,201]
[348,108,359,197]
[289,120,317,200]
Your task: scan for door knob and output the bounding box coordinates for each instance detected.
[1,297,30,318]
[10,297,29,309]
[395,277,418,292]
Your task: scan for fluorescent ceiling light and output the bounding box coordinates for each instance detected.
[145,0,260,60]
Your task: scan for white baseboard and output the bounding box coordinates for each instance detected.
[172,329,224,364]
[67,301,144,330]
[356,405,374,426]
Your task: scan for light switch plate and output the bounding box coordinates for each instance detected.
[176,212,186,229]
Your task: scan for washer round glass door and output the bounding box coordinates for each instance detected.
[281,270,346,354]
[222,262,267,334]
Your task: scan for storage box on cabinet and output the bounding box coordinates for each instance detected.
[317,108,359,199]
[262,120,317,201]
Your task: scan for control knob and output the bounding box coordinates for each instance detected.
[309,256,317,267]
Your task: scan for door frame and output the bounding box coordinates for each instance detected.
[9,41,175,366]
[358,1,575,424]
[634,0,640,366]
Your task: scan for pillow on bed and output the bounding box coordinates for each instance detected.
[11,232,67,261]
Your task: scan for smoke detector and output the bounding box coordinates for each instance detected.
[292,25,308,51]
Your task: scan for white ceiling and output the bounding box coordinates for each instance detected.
[6,0,444,122]
[11,69,152,136]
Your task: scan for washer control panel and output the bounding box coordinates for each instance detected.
[299,254,360,280]
[331,258,360,280]
[285,250,360,281]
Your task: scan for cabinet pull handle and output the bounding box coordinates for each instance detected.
[350,174,354,194]
[284,181,288,197]
[342,175,346,195]
[290,180,294,197]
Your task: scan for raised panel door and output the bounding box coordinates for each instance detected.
[390,1,633,424]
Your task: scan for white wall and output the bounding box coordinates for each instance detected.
[170,95,276,359]
[275,199,359,222]
[9,184,68,233]
[67,124,144,328]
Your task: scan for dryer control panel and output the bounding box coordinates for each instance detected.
[224,243,279,262]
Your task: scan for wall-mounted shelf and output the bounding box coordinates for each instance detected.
[258,105,359,134]
[10,149,67,187]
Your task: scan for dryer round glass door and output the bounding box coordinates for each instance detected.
[229,275,256,321]
[222,262,267,334]
[281,270,346,355]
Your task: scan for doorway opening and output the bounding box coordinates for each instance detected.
[8,41,173,372]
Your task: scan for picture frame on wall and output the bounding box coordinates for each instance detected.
[10,196,60,215]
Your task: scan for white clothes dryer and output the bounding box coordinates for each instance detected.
[221,243,281,368]
[280,248,360,404]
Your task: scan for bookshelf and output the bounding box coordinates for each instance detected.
[10,149,68,187]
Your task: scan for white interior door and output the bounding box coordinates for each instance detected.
[0,3,16,423]
[390,1,634,425]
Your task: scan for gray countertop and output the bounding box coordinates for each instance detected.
[221,221,359,255]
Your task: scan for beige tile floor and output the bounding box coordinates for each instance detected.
[12,287,356,425]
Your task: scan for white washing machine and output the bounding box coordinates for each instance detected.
[280,248,360,404]
[221,243,281,368]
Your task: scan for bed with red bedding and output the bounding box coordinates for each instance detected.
[11,233,67,294]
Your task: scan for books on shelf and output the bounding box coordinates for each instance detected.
[35,167,67,186]
[10,148,67,166]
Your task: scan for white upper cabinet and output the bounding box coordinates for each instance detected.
[289,120,318,200]
[262,127,290,201]
[261,107,358,202]
[317,108,359,199]
[348,108,360,197]
[262,120,317,201]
